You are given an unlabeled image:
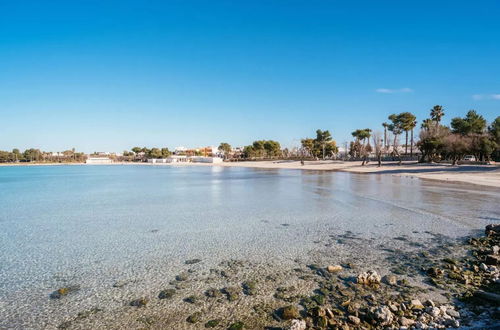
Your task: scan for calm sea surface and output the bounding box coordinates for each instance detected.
[0,165,498,328]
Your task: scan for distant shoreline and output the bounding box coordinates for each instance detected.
[1,160,499,188]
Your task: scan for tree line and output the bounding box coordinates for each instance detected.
[0,148,86,163]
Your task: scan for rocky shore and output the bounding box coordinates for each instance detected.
[45,225,500,329]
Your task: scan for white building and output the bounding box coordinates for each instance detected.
[86,157,112,164]
[190,156,223,163]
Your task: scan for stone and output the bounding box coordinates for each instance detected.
[49,286,80,299]
[282,305,300,320]
[400,317,415,327]
[158,289,176,299]
[186,312,201,323]
[369,306,393,326]
[357,270,381,285]
[185,258,202,264]
[205,288,222,298]
[112,280,129,288]
[228,321,245,330]
[175,273,189,281]
[480,263,489,271]
[129,298,148,307]
[410,299,424,310]
[183,295,199,304]
[424,299,435,307]
[486,255,500,265]
[485,224,500,237]
[427,267,443,278]
[286,319,307,330]
[427,307,441,318]
[242,280,257,295]
[204,319,221,328]
[223,287,240,301]
[348,315,361,325]
[493,245,500,255]
[382,275,397,285]
[446,308,460,318]
[327,265,343,273]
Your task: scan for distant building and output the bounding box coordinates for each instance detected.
[86,157,112,164]
[191,156,223,163]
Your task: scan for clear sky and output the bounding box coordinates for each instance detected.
[1,1,499,152]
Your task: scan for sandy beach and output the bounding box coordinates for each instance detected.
[2,160,499,188]
[156,160,500,188]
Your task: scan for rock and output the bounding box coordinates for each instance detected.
[205,319,221,328]
[242,280,257,295]
[223,287,240,301]
[185,258,202,265]
[158,289,176,299]
[175,273,189,281]
[480,263,489,271]
[424,299,435,307]
[400,317,415,327]
[129,298,148,307]
[282,305,300,320]
[112,280,129,288]
[485,224,500,237]
[205,288,222,298]
[382,275,397,285]
[327,265,343,273]
[486,254,500,265]
[183,295,199,304]
[427,267,443,278]
[427,306,441,317]
[369,306,393,326]
[186,312,201,323]
[348,315,361,325]
[286,319,307,330]
[228,321,245,330]
[446,308,460,318]
[357,270,381,285]
[410,299,424,310]
[493,245,500,255]
[49,286,80,299]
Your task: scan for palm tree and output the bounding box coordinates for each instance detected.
[382,123,389,149]
[399,112,417,155]
[409,118,417,157]
[430,105,444,124]
[421,119,433,130]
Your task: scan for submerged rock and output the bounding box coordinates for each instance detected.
[281,305,300,320]
[158,289,176,299]
[129,298,148,307]
[223,287,240,301]
[228,321,245,329]
[49,286,80,299]
[242,280,257,295]
[186,311,202,323]
[204,319,221,328]
[327,265,343,273]
[185,258,202,265]
[382,274,397,286]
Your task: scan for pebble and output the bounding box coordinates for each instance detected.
[327,265,343,273]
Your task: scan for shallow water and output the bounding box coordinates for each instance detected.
[0,165,498,328]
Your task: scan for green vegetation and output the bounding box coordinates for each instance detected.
[301,129,338,159]
[243,140,282,159]
[0,148,86,163]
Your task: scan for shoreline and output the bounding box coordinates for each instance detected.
[1,160,499,188]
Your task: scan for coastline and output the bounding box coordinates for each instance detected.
[2,160,499,188]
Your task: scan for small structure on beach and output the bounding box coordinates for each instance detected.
[86,157,112,164]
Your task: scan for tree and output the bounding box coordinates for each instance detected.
[372,131,383,167]
[451,110,487,135]
[388,114,404,164]
[382,123,389,148]
[315,129,332,160]
[300,138,315,157]
[398,112,417,155]
[430,105,444,124]
[351,128,372,165]
[443,134,470,165]
[148,148,162,159]
[417,125,449,163]
[131,147,142,154]
[161,148,171,158]
[218,143,232,158]
[489,116,500,161]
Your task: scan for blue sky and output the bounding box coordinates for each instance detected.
[1,1,499,152]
